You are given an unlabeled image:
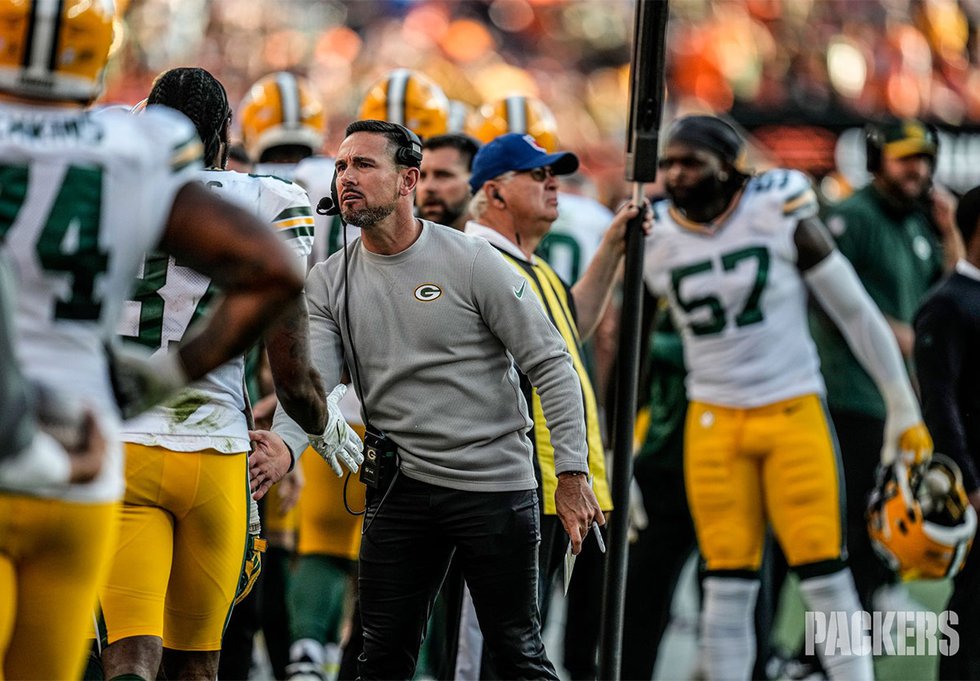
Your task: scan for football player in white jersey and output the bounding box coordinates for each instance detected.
[100,67,360,680]
[0,255,106,486]
[643,116,933,681]
[0,1,308,678]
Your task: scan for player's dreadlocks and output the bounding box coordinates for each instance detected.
[148,67,232,169]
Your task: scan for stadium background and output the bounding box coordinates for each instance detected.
[104,0,980,206]
[99,1,980,679]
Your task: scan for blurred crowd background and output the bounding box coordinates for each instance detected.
[103,0,980,205]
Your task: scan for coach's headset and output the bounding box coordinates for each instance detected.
[865,120,939,174]
[316,122,423,217]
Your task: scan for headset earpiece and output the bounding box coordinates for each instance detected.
[925,123,940,160]
[317,169,341,217]
[865,124,885,173]
[392,123,423,168]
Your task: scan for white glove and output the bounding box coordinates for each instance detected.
[307,384,364,477]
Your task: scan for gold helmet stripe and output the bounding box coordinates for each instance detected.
[386,68,410,125]
[505,95,527,134]
[275,71,299,126]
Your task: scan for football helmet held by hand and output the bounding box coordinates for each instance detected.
[867,454,977,581]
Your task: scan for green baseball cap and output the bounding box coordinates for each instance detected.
[880,120,938,160]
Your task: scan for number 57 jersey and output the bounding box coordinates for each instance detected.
[644,169,824,409]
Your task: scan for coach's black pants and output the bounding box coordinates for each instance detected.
[358,474,558,681]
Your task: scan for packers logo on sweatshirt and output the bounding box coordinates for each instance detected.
[414,284,442,302]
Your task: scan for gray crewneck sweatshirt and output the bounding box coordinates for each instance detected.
[272,220,588,492]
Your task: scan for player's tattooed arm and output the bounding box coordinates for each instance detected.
[265,294,328,434]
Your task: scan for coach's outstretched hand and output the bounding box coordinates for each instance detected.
[248,429,293,500]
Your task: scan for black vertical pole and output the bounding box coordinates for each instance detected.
[598,1,669,679]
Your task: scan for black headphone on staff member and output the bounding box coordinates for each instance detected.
[317,121,423,217]
[391,123,424,168]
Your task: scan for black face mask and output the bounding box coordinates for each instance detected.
[667,171,727,213]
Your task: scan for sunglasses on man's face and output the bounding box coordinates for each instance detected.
[518,166,556,182]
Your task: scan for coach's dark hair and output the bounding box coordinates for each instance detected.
[423,134,481,171]
[148,67,232,169]
[344,119,422,168]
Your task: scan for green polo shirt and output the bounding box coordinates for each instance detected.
[809,184,943,419]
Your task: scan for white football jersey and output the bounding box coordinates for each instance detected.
[118,170,315,453]
[0,103,202,502]
[538,192,613,285]
[644,169,824,408]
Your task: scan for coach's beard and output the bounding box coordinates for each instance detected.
[341,195,398,228]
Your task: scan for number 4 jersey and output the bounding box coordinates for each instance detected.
[118,169,314,454]
[0,103,202,501]
[644,169,824,408]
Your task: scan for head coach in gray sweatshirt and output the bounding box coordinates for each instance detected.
[271,119,603,680]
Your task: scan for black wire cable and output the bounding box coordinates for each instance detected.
[330,198,399,528]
